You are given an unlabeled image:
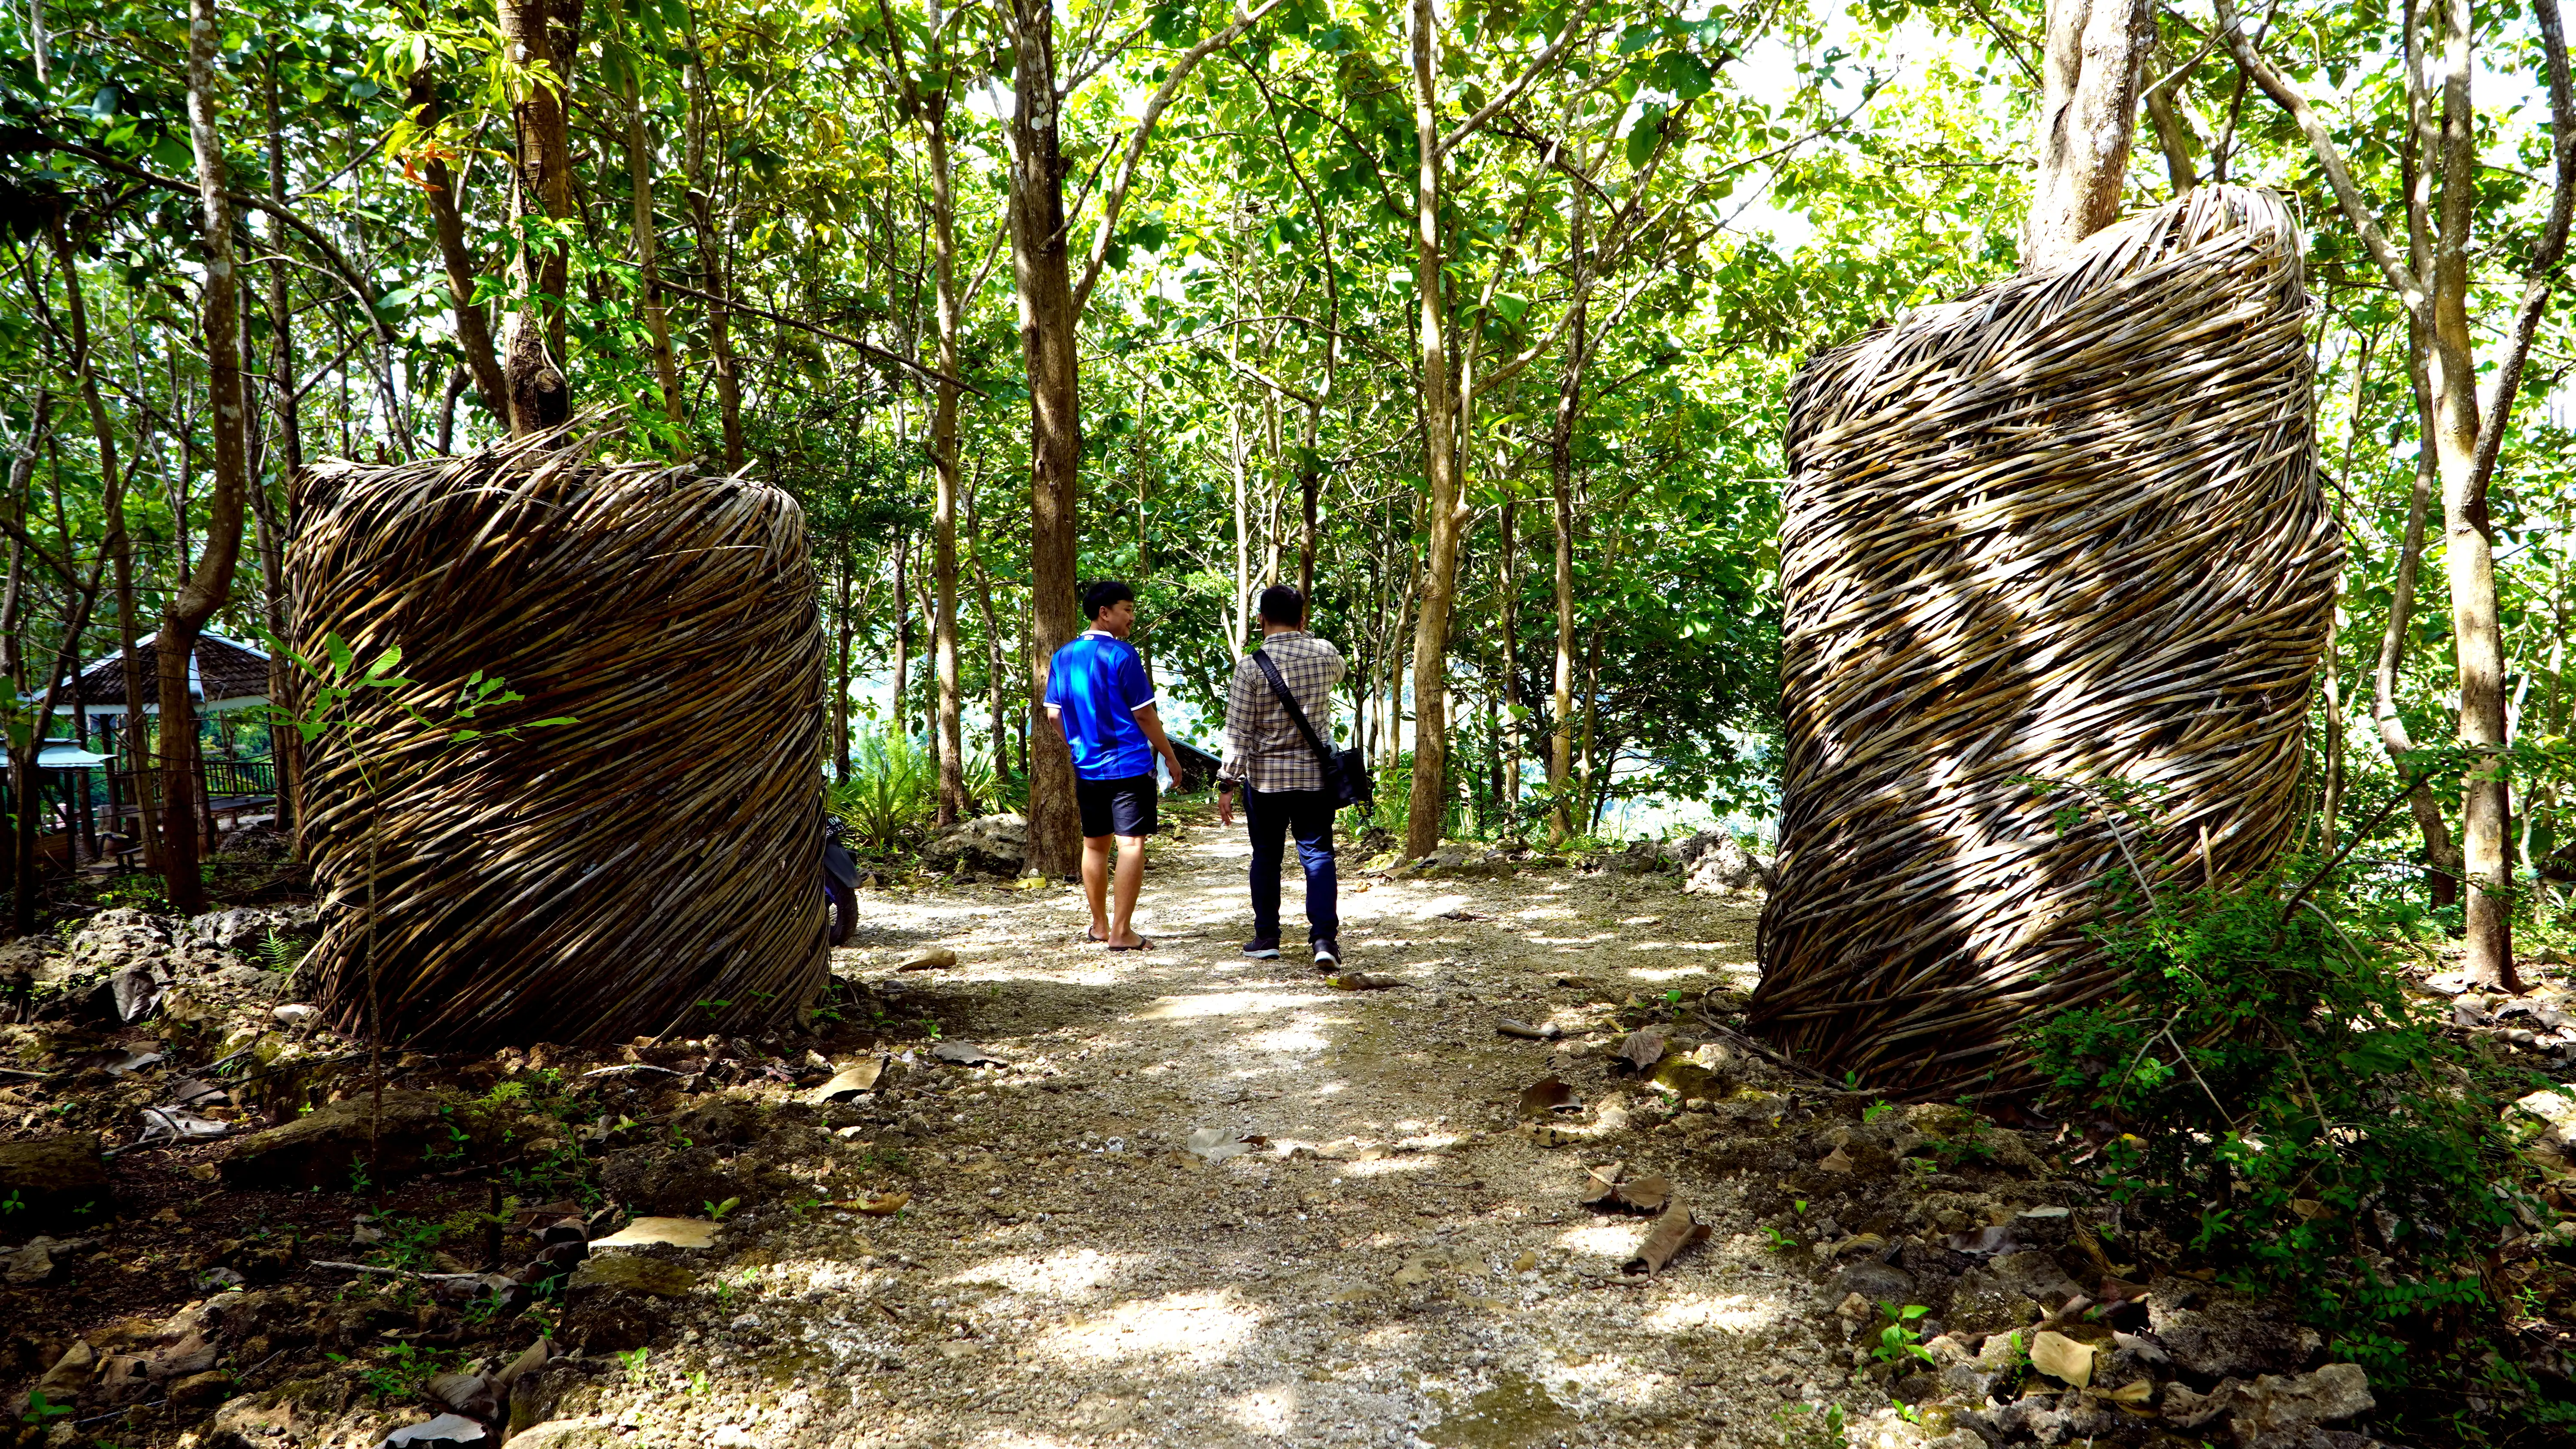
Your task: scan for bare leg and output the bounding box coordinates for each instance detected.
[1082,834,1113,940]
[1108,834,1148,947]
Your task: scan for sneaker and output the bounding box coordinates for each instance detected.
[1312,940,1343,968]
[1241,937,1281,959]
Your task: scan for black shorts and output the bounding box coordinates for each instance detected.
[1075,773,1158,839]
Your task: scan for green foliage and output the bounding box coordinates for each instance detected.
[829,728,938,855]
[2028,818,2540,1382]
[1773,1401,1847,1449]
[1868,1302,1933,1365]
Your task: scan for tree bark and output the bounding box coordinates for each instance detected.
[2377,347,2464,906]
[1498,495,1521,818]
[1007,0,1084,877]
[624,67,684,428]
[890,532,911,742]
[1403,0,1464,861]
[2023,0,2152,265]
[498,0,578,433]
[164,0,253,915]
[407,69,509,424]
[263,53,303,843]
[833,549,854,784]
[1545,181,1590,844]
[882,0,969,825]
[2423,0,2516,989]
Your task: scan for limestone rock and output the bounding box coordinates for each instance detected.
[921,815,1028,878]
[1992,1249,2083,1307]
[0,1134,107,1226]
[1946,1262,2041,1336]
[1677,832,1772,894]
[218,1090,466,1189]
[2163,1363,2373,1446]
[2150,1290,2322,1380]
[567,1255,700,1297]
[504,1421,625,1449]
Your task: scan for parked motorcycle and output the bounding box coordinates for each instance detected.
[823,816,858,946]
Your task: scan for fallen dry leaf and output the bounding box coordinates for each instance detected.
[930,1040,1008,1066]
[1622,1202,1710,1275]
[1614,1027,1669,1073]
[899,948,959,972]
[1328,972,1403,990]
[847,1191,911,1216]
[1496,1019,1563,1041]
[2027,1329,2096,1388]
[1578,1163,1671,1214]
[1518,1077,1577,1119]
[589,1217,721,1250]
[806,1058,885,1103]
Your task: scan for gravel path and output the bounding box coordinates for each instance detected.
[544,821,1892,1449]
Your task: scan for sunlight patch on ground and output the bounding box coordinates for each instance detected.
[1555,1222,1649,1261]
[1628,940,1741,954]
[1134,990,1337,1021]
[1336,1154,1442,1178]
[1222,1382,1303,1436]
[1644,1291,1784,1335]
[967,1431,1088,1449]
[1528,932,1619,946]
[1239,1021,1336,1053]
[1624,965,1713,982]
[944,1247,1139,1304]
[1030,1287,1264,1369]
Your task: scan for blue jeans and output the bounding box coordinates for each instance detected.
[1246,786,1338,943]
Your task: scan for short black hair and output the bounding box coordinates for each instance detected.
[1257,584,1306,626]
[1081,579,1136,621]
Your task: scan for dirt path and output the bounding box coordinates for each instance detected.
[558,820,1896,1449]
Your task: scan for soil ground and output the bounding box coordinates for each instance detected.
[598,817,1849,1449]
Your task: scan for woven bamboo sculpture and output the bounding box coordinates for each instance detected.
[1747,186,2340,1098]
[288,432,829,1048]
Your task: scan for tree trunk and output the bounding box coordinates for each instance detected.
[624,68,684,427]
[1545,185,1589,844]
[890,532,910,741]
[2024,0,2153,266]
[833,550,854,784]
[1008,0,1083,878]
[407,69,508,424]
[2373,393,2462,905]
[926,98,966,825]
[498,0,577,433]
[262,54,303,843]
[1402,0,1464,861]
[1498,495,1521,818]
[164,0,252,915]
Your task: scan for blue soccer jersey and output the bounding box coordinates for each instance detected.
[1045,632,1157,781]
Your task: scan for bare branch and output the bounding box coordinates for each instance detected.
[2468,0,2576,494]
[2211,0,2425,313]
[1071,0,1289,315]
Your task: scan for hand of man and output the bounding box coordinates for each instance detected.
[1217,787,1235,827]
[1161,746,1185,788]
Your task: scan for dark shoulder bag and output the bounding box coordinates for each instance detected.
[1249,650,1373,810]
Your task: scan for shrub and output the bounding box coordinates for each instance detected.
[2026,801,2549,1387]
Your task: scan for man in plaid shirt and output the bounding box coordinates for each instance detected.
[1216,584,1348,966]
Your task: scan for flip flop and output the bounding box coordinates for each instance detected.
[1106,938,1154,952]
[1085,928,1109,943]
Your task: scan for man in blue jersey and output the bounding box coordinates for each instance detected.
[1044,580,1185,951]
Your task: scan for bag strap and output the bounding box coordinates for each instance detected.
[1250,649,1340,774]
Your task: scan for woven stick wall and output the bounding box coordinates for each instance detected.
[1747,186,2341,1098]
[288,432,828,1048]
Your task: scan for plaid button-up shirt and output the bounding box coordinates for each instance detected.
[1218,631,1348,794]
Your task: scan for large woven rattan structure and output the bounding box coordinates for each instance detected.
[289,433,828,1048]
[1747,186,2341,1098]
